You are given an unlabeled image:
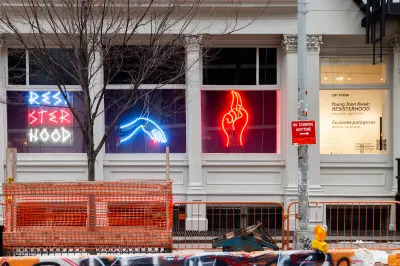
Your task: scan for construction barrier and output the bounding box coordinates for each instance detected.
[172,202,285,250]
[2,181,173,255]
[0,249,396,265]
[286,201,400,251]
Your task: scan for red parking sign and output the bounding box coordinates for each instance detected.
[291,120,316,145]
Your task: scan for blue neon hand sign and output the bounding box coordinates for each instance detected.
[120,117,167,144]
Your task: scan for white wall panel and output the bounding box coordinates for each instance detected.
[204,166,283,194]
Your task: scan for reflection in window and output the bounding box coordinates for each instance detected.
[8,48,79,86]
[104,89,186,153]
[202,90,279,153]
[8,49,26,85]
[320,89,389,154]
[259,48,277,85]
[320,57,386,85]
[203,48,278,86]
[29,49,79,85]
[7,91,85,153]
[203,48,257,85]
[104,46,185,85]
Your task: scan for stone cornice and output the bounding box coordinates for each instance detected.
[282,35,323,53]
[282,35,298,53]
[185,35,202,52]
[307,35,323,53]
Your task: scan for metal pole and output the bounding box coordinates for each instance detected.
[297,0,310,247]
[396,158,400,229]
[166,146,170,181]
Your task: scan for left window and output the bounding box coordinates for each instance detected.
[7,48,84,153]
[7,91,85,153]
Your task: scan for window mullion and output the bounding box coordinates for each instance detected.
[26,49,29,86]
[256,47,259,86]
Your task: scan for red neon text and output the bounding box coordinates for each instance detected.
[221,91,249,147]
[28,108,72,126]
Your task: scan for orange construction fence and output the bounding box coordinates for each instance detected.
[286,201,400,251]
[2,181,173,254]
[1,186,399,253]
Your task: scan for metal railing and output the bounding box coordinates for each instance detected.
[172,202,285,250]
[286,201,399,250]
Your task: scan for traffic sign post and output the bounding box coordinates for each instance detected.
[291,120,316,145]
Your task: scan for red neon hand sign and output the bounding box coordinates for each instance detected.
[221,91,249,147]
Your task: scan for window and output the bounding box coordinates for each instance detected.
[8,48,79,86]
[320,57,386,85]
[104,89,186,153]
[29,49,78,85]
[8,49,26,85]
[320,89,388,154]
[7,91,85,153]
[203,48,277,85]
[202,90,279,153]
[104,46,185,85]
[320,57,388,155]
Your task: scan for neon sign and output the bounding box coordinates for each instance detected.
[27,91,73,145]
[221,91,249,147]
[28,91,70,106]
[28,108,72,126]
[120,117,167,144]
[29,127,72,143]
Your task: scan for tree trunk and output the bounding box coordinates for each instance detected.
[87,153,97,254]
[87,152,97,226]
[87,153,96,181]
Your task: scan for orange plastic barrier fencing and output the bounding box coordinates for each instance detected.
[2,181,173,253]
[286,201,400,251]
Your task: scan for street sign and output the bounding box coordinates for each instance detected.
[291,120,316,145]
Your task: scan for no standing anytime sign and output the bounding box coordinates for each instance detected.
[291,120,316,145]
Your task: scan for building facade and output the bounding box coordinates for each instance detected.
[1,0,400,212]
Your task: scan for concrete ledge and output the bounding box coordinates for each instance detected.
[0,249,395,265]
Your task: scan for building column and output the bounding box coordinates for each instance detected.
[282,35,299,199]
[306,35,323,196]
[185,35,207,230]
[185,35,204,192]
[89,46,105,181]
[392,35,400,194]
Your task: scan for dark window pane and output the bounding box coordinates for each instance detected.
[7,91,85,153]
[259,48,277,85]
[29,49,78,85]
[105,46,185,85]
[105,89,186,153]
[202,90,278,153]
[8,49,26,85]
[203,48,256,85]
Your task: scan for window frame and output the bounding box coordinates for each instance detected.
[103,88,187,154]
[7,47,82,91]
[201,45,283,158]
[319,55,392,159]
[201,46,281,90]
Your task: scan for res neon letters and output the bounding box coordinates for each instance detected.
[120,117,167,144]
[28,91,70,107]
